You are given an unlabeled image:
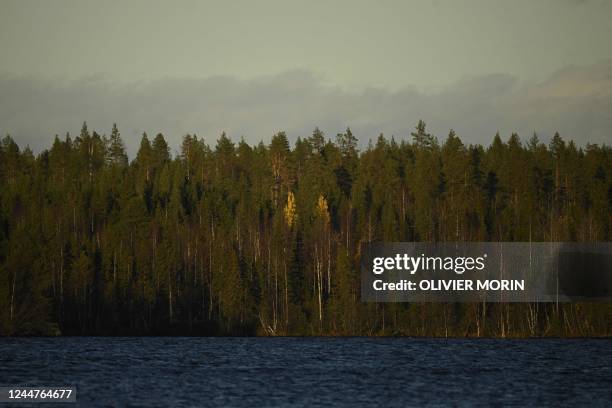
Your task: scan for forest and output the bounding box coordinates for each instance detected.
[0,121,610,336]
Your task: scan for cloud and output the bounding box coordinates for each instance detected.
[1,61,610,157]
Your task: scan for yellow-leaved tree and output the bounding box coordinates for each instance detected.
[284,191,297,228]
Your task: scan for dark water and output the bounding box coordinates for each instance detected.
[1,338,611,407]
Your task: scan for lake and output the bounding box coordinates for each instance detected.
[1,338,611,406]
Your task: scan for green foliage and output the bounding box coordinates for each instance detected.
[0,123,610,336]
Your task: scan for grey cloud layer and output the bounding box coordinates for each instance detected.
[1,60,610,157]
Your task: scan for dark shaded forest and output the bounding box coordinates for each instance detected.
[0,121,610,336]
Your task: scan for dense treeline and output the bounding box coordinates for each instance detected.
[0,121,610,336]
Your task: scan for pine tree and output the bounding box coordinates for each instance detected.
[107,123,128,167]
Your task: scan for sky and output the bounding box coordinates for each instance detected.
[1,0,611,156]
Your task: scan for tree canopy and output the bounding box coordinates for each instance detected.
[0,122,610,336]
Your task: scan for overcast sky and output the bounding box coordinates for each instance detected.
[1,0,611,156]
